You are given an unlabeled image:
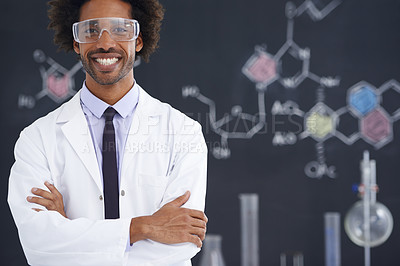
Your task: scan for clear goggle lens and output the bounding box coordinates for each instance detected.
[72,17,140,44]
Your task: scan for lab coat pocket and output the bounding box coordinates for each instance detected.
[138,173,169,210]
[138,173,169,187]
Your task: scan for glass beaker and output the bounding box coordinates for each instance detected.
[199,234,226,266]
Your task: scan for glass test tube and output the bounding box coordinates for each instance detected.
[239,193,259,266]
[324,212,341,266]
[280,251,304,266]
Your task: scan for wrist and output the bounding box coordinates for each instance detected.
[129,216,152,244]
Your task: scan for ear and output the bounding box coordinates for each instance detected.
[73,40,80,54]
[135,34,143,52]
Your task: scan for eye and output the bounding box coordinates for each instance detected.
[85,28,99,34]
[113,27,128,33]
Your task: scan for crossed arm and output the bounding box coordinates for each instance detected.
[28,182,207,247]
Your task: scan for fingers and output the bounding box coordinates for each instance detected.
[173,224,205,245]
[175,217,206,241]
[188,225,206,241]
[27,196,56,210]
[184,208,208,223]
[30,181,63,202]
[31,187,55,201]
[185,234,202,248]
[190,217,207,230]
[168,191,190,207]
[28,181,63,212]
[187,218,206,241]
[164,193,208,225]
[44,181,63,198]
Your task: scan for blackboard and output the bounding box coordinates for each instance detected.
[1,0,399,265]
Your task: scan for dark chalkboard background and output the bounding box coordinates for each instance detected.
[1,0,400,265]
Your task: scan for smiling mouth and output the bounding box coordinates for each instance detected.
[95,57,119,66]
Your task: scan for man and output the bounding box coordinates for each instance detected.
[7,0,208,265]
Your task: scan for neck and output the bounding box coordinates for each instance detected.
[85,72,134,105]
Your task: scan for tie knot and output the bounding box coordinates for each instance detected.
[104,107,117,122]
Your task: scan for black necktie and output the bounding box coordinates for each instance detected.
[102,107,119,219]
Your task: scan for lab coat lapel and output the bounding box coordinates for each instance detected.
[57,91,103,193]
[121,86,162,180]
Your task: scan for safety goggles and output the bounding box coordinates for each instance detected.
[72,17,140,44]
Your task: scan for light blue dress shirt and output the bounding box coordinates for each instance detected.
[80,82,139,186]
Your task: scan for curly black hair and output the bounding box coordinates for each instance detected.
[47,0,164,62]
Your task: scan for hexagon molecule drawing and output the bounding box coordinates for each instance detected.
[182,0,400,178]
[18,49,83,109]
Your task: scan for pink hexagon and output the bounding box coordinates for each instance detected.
[243,50,277,86]
[361,109,392,145]
[247,53,277,83]
[47,73,70,99]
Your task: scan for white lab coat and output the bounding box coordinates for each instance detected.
[8,85,208,266]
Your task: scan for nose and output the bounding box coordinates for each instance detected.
[95,29,117,50]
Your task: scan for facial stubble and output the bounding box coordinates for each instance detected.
[80,48,136,86]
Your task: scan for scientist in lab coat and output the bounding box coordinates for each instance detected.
[7,0,208,265]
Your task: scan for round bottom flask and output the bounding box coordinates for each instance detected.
[344,200,393,247]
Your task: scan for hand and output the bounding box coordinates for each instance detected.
[27,181,68,218]
[130,191,207,247]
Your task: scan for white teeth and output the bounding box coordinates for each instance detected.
[95,58,119,66]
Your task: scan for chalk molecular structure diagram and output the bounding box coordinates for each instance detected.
[18,49,83,109]
[182,0,400,178]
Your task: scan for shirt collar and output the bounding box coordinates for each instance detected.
[80,81,139,119]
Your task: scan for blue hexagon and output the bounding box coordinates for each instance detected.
[349,86,378,116]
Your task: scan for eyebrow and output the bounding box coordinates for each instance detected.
[85,19,126,28]
[88,20,99,26]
